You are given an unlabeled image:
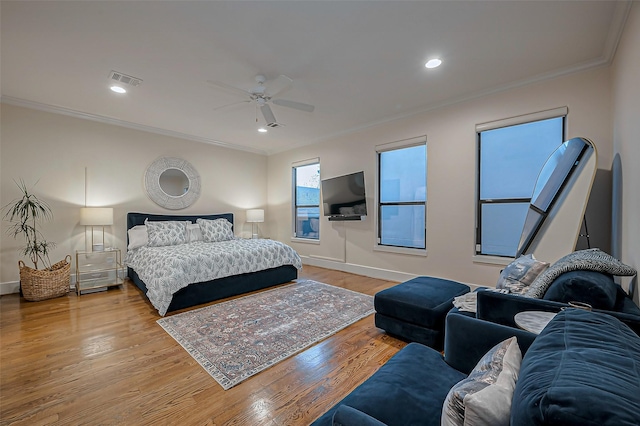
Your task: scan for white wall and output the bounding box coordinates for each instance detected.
[0,104,268,290]
[4,41,633,294]
[268,67,613,287]
[611,2,640,302]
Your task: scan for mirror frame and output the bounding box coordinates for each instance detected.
[144,157,201,210]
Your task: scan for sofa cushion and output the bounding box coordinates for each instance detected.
[525,248,637,298]
[311,342,466,426]
[332,406,387,426]
[442,337,521,426]
[511,309,640,426]
[614,285,640,315]
[497,254,549,295]
[542,270,618,310]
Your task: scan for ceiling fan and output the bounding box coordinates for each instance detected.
[206,74,315,128]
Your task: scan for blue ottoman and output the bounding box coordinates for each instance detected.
[375,277,470,350]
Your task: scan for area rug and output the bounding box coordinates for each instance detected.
[157,279,374,389]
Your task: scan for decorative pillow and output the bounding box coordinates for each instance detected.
[497,254,550,295]
[186,223,203,243]
[144,219,188,247]
[196,218,234,242]
[127,225,148,250]
[542,270,618,310]
[525,249,637,299]
[442,336,522,426]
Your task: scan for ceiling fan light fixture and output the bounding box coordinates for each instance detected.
[110,85,127,94]
[425,58,442,69]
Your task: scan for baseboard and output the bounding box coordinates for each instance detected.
[0,281,20,295]
[300,256,482,290]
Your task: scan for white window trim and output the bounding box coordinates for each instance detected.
[374,244,427,257]
[290,237,321,245]
[476,106,568,132]
[374,135,428,254]
[292,157,320,240]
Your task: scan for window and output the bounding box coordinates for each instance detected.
[377,140,427,249]
[293,161,320,240]
[476,109,566,257]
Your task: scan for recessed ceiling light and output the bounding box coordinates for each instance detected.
[110,85,127,94]
[258,127,268,133]
[425,58,442,69]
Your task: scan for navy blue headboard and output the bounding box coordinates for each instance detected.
[126,212,234,231]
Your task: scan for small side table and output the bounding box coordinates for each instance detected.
[75,248,123,295]
[514,311,557,334]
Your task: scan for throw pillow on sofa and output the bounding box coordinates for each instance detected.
[525,248,637,298]
[497,254,550,295]
[542,270,618,310]
[441,336,521,426]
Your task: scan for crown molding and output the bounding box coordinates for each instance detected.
[0,96,269,156]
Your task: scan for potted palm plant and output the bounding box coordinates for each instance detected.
[2,180,71,301]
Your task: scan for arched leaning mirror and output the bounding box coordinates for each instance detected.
[516,137,593,256]
[145,157,201,209]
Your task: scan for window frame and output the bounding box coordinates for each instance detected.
[292,158,321,242]
[375,136,428,254]
[475,107,567,259]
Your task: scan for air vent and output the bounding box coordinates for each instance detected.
[266,122,284,128]
[109,70,142,87]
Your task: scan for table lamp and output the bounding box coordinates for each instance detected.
[246,209,264,239]
[80,207,114,251]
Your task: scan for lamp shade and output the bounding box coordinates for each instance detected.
[80,207,114,226]
[246,209,264,223]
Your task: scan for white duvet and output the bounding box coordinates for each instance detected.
[124,238,302,315]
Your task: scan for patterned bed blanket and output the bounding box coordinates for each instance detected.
[124,238,302,315]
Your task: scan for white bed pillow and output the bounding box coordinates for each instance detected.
[196,218,234,242]
[186,223,203,242]
[145,219,189,247]
[127,225,148,250]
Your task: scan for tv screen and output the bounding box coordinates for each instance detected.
[321,171,367,218]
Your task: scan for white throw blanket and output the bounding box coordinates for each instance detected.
[453,289,509,313]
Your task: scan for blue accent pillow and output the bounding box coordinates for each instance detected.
[542,270,617,310]
[511,309,640,426]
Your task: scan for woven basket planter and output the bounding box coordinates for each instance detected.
[19,255,71,301]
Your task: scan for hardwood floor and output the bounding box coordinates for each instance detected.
[0,266,405,425]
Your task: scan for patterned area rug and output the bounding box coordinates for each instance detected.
[157,279,374,389]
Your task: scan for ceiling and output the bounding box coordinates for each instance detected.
[1,1,630,155]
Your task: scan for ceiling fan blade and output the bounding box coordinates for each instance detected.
[273,98,315,113]
[260,103,279,125]
[268,74,294,99]
[206,80,251,98]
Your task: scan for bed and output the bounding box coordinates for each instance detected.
[125,212,301,315]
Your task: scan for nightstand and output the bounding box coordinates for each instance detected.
[75,248,123,295]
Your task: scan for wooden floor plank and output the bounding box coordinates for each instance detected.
[0,265,404,425]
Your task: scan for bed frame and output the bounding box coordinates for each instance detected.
[126,212,298,313]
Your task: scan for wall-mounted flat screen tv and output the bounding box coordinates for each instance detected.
[321,171,367,220]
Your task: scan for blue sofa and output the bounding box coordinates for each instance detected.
[311,309,640,426]
[475,270,640,335]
